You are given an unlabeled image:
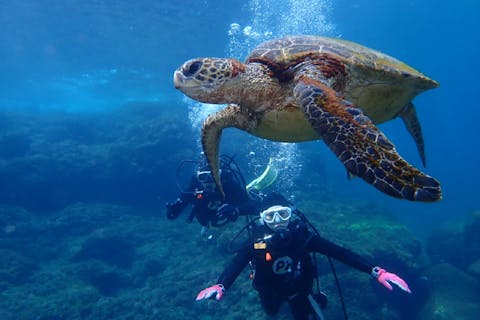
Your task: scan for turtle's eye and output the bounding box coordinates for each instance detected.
[184,61,202,76]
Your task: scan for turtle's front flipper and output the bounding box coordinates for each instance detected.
[294,78,441,202]
[398,102,426,167]
[202,104,257,199]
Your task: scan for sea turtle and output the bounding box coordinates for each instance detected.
[173,35,441,202]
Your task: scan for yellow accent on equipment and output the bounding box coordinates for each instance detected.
[254,242,267,249]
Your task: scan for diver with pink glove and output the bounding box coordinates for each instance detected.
[196,205,411,319]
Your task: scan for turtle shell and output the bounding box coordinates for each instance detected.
[246,35,438,124]
[246,35,437,90]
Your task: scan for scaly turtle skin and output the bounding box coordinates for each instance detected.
[173,35,441,202]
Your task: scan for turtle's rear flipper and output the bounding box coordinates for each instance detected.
[202,104,257,199]
[294,79,441,202]
[398,102,426,167]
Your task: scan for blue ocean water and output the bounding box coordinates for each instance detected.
[0,0,479,319]
[2,0,477,228]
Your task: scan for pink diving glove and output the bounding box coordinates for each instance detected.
[196,284,225,301]
[372,266,412,293]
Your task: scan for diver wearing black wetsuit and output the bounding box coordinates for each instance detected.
[219,217,372,318]
[165,162,246,227]
[165,156,287,228]
[196,206,412,319]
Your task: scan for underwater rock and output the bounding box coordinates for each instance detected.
[468,258,480,276]
[0,205,32,237]
[426,210,480,279]
[417,263,480,320]
[0,249,37,287]
[45,203,131,237]
[0,103,194,211]
[137,259,165,279]
[73,236,136,269]
[76,262,132,296]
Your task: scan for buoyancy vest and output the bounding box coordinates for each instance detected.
[249,220,316,296]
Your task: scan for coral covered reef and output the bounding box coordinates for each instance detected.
[0,105,478,319]
[0,199,454,320]
[0,103,195,212]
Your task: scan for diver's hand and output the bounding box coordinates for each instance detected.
[165,198,183,220]
[372,266,412,293]
[216,204,239,221]
[196,284,225,301]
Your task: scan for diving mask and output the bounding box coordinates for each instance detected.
[197,170,213,183]
[261,205,292,228]
[197,169,222,184]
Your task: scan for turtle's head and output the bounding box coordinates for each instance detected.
[174,58,245,103]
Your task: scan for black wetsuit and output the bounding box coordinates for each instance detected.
[166,172,245,226]
[217,217,374,319]
[166,164,289,227]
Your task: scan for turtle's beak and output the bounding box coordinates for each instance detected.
[173,67,208,101]
[173,70,184,89]
[174,59,204,90]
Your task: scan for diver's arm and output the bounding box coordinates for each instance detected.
[308,235,373,273]
[196,244,250,301]
[216,248,250,290]
[165,197,189,220]
[166,177,199,220]
[180,177,201,203]
[308,235,412,293]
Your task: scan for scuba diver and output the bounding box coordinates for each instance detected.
[165,154,279,228]
[195,205,411,320]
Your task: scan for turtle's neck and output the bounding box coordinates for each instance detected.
[222,62,284,109]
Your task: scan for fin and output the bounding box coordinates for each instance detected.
[246,157,278,191]
[293,77,441,202]
[398,102,426,167]
[201,104,257,199]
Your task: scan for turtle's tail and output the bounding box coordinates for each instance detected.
[398,102,426,167]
